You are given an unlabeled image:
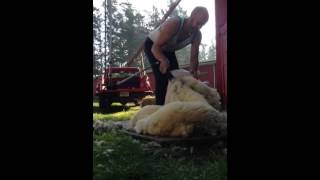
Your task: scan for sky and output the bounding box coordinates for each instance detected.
[93,0,216,46]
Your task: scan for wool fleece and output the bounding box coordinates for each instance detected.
[128,69,227,137]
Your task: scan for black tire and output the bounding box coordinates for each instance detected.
[99,97,111,109]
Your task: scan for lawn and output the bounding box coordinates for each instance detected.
[93,102,141,121]
[93,99,227,180]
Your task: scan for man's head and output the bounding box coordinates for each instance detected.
[189,6,209,31]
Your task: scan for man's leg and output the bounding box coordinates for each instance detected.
[155,51,179,104]
[165,51,179,71]
[144,38,168,105]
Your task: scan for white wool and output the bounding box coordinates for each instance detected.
[127,105,161,129]
[165,78,208,104]
[169,76,221,110]
[134,101,218,137]
[128,69,227,137]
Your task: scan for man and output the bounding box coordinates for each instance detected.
[144,6,209,105]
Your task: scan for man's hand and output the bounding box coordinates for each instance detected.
[159,60,170,74]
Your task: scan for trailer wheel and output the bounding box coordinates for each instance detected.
[99,97,111,109]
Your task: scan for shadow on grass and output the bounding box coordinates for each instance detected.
[93,103,138,114]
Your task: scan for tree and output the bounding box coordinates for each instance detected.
[95,0,191,68]
[168,0,187,18]
[103,0,122,67]
[146,6,161,31]
[93,6,103,78]
[117,1,148,66]
[199,43,208,62]
[207,40,216,61]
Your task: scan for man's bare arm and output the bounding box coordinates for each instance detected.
[190,31,202,77]
[151,18,179,63]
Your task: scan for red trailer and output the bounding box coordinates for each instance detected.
[93,76,102,97]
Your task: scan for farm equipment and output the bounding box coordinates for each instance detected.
[96,66,153,109]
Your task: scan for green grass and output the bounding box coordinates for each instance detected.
[93,131,227,180]
[93,106,140,121]
[93,99,227,180]
[93,101,141,121]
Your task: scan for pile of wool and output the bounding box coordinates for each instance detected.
[127,69,227,137]
[140,95,156,107]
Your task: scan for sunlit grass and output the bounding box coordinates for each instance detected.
[93,101,140,121]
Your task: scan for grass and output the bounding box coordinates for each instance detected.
[93,99,227,180]
[93,101,141,121]
[93,131,227,180]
